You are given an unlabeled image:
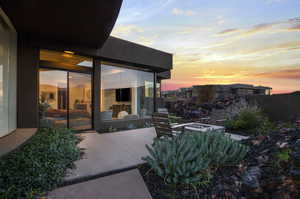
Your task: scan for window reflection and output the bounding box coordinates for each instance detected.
[101,63,154,121]
[0,12,17,137]
[39,69,92,130]
[39,70,68,128]
[69,72,92,130]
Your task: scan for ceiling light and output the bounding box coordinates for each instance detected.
[64,51,74,54]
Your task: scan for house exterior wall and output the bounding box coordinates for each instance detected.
[17,36,39,128]
[15,42,170,131]
[0,2,173,149]
[99,37,172,72]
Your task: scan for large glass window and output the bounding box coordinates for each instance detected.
[0,11,17,137]
[69,72,92,130]
[39,69,68,128]
[39,50,92,130]
[101,62,154,121]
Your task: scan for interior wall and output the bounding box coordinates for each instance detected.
[101,89,131,111]
[69,84,92,114]
[40,84,58,109]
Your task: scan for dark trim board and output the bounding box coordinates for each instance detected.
[99,37,173,72]
[93,60,101,130]
[153,72,157,112]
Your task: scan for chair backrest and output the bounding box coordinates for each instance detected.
[152,112,172,137]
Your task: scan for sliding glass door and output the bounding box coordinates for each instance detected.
[39,69,68,128]
[39,69,92,130]
[69,72,92,130]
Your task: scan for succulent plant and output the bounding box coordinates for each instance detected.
[143,131,249,188]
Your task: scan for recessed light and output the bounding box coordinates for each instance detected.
[64,51,74,54]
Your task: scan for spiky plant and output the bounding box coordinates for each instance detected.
[143,131,249,198]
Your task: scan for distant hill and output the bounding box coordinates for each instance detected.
[290,91,300,95]
[274,91,300,95]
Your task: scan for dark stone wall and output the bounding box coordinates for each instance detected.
[248,94,300,122]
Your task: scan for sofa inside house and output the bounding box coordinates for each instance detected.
[40,109,91,128]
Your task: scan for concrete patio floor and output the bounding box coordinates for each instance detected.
[48,169,152,199]
[64,127,156,183]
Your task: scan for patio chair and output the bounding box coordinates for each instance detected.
[152,113,190,138]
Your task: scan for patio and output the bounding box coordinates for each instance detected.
[64,124,248,184]
[64,127,157,184]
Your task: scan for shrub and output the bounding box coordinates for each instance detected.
[225,108,261,130]
[0,128,82,199]
[143,132,249,187]
[225,105,274,135]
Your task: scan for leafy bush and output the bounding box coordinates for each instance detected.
[225,108,261,130]
[225,105,274,135]
[273,148,292,168]
[0,128,82,199]
[143,132,249,187]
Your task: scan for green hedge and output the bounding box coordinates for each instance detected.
[0,128,82,199]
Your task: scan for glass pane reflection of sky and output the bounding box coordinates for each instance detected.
[101,64,153,89]
[40,70,67,88]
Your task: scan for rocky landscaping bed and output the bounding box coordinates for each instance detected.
[140,127,300,199]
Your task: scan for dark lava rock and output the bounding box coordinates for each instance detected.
[242,167,261,189]
[291,169,300,181]
[291,140,300,166]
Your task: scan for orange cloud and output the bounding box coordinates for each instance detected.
[253,68,300,79]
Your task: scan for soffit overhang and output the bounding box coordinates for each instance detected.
[0,0,123,48]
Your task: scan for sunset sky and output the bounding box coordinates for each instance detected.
[111,0,300,94]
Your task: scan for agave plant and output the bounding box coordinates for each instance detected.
[143,131,249,198]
